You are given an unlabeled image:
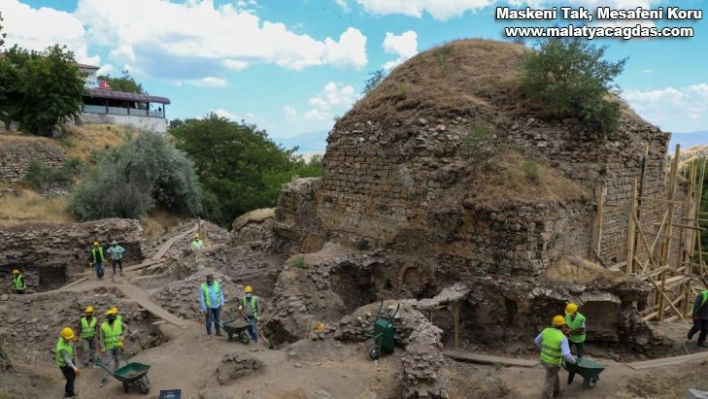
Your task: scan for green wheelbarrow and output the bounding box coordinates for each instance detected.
[95,358,151,394]
[364,301,400,360]
[217,319,251,344]
[562,358,606,390]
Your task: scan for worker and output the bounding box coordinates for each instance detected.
[89,241,106,280]
[191,233,204,250]
[238,285,262,343]
[78,306,99,367]
[564,303,586,358]
[199,273,224,338]
[56,327,80,398]
[100,308,128,387]
[106,240,125,276]
[534,315,577,399]
[688,289,708,347]
[12,269,26,294]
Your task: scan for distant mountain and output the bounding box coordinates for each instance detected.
[668,131,708,153]
[273,130,328,154]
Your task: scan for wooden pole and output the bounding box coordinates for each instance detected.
[627,178,638,274]
[595,186,606,257]
[696,158,707,276]
[657,144,681,321]
[683,162,697,267]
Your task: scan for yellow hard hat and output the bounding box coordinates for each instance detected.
[12,269,19,274]
[93,241,99,246]
[565,303,578,315]
[195,233,200,238]
[86,306,94,313]
[552,315,566,327]
[244,285,253,293]
[60,327,75,340]
[106,308,118,316]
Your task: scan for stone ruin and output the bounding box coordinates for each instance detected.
[250,39,687,397]
[0,218,143,292]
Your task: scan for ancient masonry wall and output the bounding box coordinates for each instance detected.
[0,218,143,290]
[318,116,675,275]
[0,138,67,182]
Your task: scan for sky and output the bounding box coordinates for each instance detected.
[1,0,706,151]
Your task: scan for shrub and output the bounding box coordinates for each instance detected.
[522,160,540,184]
[459,122,494,162]
[68,130,203,220]
[522,37,627,133]
[22,159,81,192]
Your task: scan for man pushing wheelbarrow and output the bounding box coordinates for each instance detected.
[534,315,577,399]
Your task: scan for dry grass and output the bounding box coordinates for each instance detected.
[232,207,275,230]
[544,257,618,284]
[342,39,529,129]
[142,207,185,245]
[0,187,74,228]
[58,124,130,163]
[469,150,591,208]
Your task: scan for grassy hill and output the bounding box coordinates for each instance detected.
[0,124,184,240]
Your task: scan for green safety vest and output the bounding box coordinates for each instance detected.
[13,275,25,290]
[241,296,259,317]
[539,327,565,366]
[80,316,97,338]
[192,239,204,248]
[565,312,586,343]
[201,281,221,307]
[55,338,74,368]
[692,291,708,314]
[101,321,123,350]
[92,247,105,262]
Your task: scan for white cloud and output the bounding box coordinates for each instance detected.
[214,109,239,120]
[355,0,665,21]
[642,69,652,74]
[335,0,351,12]
[72,0,368,84]
[382,31,418,70]
[0,0,100,64]
[175,77,228,88]
[308,82,358,111]
[97,64,116,76]
[623,83,708,133]
[277,81,359,137]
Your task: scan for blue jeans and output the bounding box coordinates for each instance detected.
[94,262,104,279]
[205,306,222,335]
[247,316,258,342]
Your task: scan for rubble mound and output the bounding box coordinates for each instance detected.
[216,352,265,384]
[142,219,231,260]
[342,39,527,129]
[335,300,449,399]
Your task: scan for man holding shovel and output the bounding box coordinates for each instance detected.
[238,285,262,343]
[199,273,225,339]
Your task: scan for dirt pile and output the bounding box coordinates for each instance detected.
[216,352,265,384]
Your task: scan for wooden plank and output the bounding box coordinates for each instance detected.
[118,284,188,328]
[59,276,89,291]
[122,259,162,273]
[638,266,669,281]
[442,350,539,368]
[609,261,627,271]
[626,351,708,370]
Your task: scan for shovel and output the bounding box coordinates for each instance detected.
[239,308,275,350]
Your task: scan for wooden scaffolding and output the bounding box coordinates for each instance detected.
[596,144,708,322]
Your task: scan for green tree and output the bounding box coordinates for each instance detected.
[0,11,6,49]
[68,130,203,220]
[170,113,322,226]
[98,70,146,94]
[361,69,386,96]
[522,37,627,133]
[0,45,86,135]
